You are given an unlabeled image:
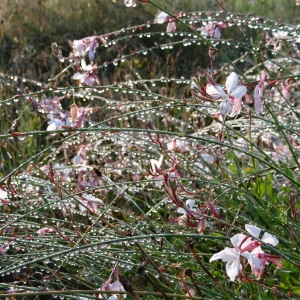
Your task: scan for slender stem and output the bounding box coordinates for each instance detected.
[147,1,251,85]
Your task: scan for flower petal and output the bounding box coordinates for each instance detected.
[219,97,232,115]
[230,85,247,99]
[245,224,262,238]
[72,72,84,80]
[225,72,239,94]
[186,199,195,209]
[0,189,8,199]
[254,85,264,114]
[206,84,226,99]
[242,251,262,277]
[226,258,242,281]
[210,247,240,263]
[230,233,247,247]
[261,232,279,246]
[177,207,187,215]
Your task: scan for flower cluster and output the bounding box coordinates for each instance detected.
[210,224,282,281]
[197,21,227,39]
[52,35,106,86]
[191,70,274,116]
[149,153,219,233]
[31,96,89,131]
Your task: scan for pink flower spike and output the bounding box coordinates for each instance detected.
[254,70,266,114]
[196,217,207,234]
[166,21,176,33]
[206,198,219,218]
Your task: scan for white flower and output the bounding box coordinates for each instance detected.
[210,233,258,281]
[73,59,99,86]
[177,199,196,215]
[210,224,280,281]
[206,72,247,115]
[124,0,136,7]
[154,11,169,24]
[46,113,64,131]
[245,224,279,246]
[100,280,126,299]
[0,188,8,199]
[46,113,73,131]
[150,155,164,174]
[211,247,243,281]
[79,194,104,213]
[272,31,289,40]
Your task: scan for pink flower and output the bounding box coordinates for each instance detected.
[154,11,169,24]
[69,104,88,128]
[272,30,290,40]
[198,22,227,39]
[166,21,177,33]
[149,155,164,175]
[78,193,104,214]
[33,96,63,113]
[46,113,64,131]
[149,156,178,186]
[167,139,189,153]
[0,187,8,200]
[73,59,99,86]
[154,11,179,33]
[101,278,126,299]
[69,37,99,62]
[280,80,294,101]
[254,70,267,114]
[176,200,209,234]
[46,112,74,131]
[248,246,282,279]
[37,227,54,237]
[177,199,197,215]
[206,72,247,115]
